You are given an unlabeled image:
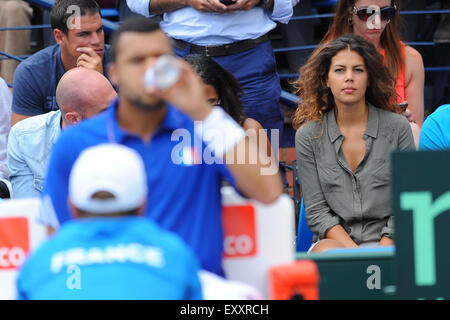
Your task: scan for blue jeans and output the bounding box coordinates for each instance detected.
[175,40,284,141]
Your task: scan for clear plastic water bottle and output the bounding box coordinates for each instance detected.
[144,55,180,90]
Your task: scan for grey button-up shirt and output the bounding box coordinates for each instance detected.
[295,104,415,244]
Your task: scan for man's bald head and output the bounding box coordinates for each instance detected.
[56,68,117,126]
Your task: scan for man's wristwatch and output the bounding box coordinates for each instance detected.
[258,0,270,7]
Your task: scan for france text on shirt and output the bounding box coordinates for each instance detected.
[50,243,165,273]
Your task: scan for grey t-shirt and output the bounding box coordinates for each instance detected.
[295,104,415,244]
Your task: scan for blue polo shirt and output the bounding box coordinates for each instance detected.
[18,217,203,300]
[12,44,110,116]
[419,104,450,151]
[42,99,234,275]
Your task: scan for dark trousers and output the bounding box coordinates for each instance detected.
[175,40,284,141]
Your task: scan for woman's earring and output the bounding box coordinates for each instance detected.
[348,17,353,26]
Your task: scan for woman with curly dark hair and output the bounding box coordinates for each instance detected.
[294,35,415,253]
[322,0,424,147]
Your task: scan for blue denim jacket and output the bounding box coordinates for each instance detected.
[8,110,61,198]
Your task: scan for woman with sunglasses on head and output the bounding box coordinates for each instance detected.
[183,54,273,158]
[293,35,415,252]
[322,0,424,148]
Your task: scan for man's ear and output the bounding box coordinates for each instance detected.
[53,28,66,46]
[108,63,118,87]
[64,111,82,125]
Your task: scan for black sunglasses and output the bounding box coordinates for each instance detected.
[352,5,397,22]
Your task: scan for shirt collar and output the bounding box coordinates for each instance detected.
[364,103,379,139]
[326,103,379,143]
[49,110,62,143]
[326,108,342,143]
[106,98,186,143]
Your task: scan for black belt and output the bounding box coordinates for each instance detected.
[171,34,269,57]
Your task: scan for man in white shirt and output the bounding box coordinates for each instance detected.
[126,0,294,142]
[7,68,117,198]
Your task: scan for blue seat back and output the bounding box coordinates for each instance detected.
[312,0,338,8]
[296,197,314,252]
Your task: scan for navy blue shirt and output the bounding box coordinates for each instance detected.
[42,99,235,275]
[12,44,110,116]
[18,217,203,300]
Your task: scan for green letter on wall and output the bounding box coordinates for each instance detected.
[400,191,450,287]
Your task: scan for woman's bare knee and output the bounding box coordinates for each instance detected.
[310,239,345,253]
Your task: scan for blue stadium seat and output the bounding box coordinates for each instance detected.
[100,8,119,18]
[292,160,313,252]
[292,160,314,252]
[296,197,314,252]
[312,0,338,8]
